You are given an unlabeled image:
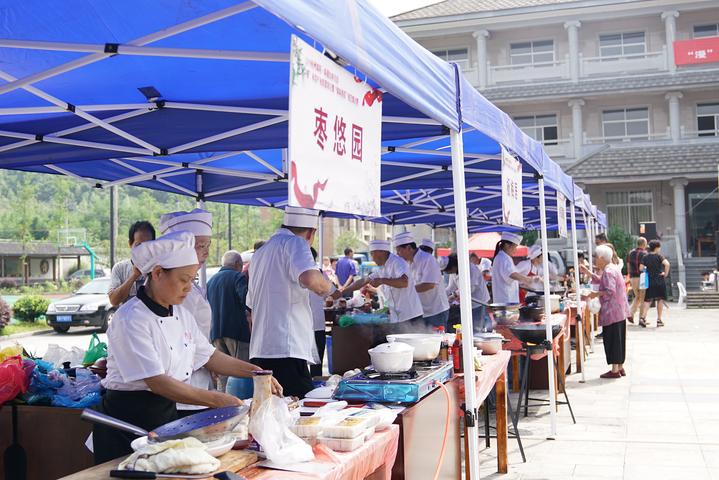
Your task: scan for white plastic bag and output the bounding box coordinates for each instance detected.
[249,395,314,465]
[589,298,601,314]
[43,344,84,368]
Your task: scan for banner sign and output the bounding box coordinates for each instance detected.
[288,35,382,217]
[557,191,567,238]
[501,147,523,228]
[674,37,719,66]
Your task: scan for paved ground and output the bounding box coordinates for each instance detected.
[478,303,719,480]
[0,326,104,358]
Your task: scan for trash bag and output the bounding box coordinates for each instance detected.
[25,365,64,405]
[43,344,85,368]
[249,395,314,465]
[52,368,102,408]
[82,333,107,366]
[0,356,33,404]
[0,344,23,363]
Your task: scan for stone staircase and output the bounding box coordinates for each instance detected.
[682,257,717,291]
[686,291,719,309]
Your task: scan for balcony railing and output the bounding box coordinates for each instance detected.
[584,130,671,145]
[542,139,573,158]
[579,48,667,77]
[487,56,569,85]
[682,127,719,138]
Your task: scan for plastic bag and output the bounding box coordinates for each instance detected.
[82,333,108,366]
[249,395,314,465]
[0,356,33,404]
[25,365,64,405]
[0,344,23,363]
[639,271,649,290]
[43,344,85,368]
[589,298,601,314]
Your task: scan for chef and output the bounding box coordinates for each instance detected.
[394,231,450,329]
[343,239,424,327]
[159,209,214,414]
[246,206,342,398]
[491,232,537,304]
[442,253,492,333]
[95,231,281,464]
[419,238,435,255]
[517,244,559,281]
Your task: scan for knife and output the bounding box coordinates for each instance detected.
[109,470,247,479]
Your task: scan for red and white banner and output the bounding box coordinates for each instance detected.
[501,147,524,228]
[288,35,382,217]
[674,37,719,66]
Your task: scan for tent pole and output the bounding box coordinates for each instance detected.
[449,129,480,480]
[110,186,118,268]
[197,171,207,290]
[228,203,233,251]
[538,176,559,438]
[587,216,595,352]
[570,202,586,383]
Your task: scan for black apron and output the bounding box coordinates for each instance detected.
[92,389,177,465]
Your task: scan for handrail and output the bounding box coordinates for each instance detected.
[490,59,565,71]
[582,50,664,63]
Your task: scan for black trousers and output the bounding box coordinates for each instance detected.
[251,357,314,398]
[603,320,626,365]
[310,330,326,377]
[93,390,177,465]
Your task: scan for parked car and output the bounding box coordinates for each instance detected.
[67,267,108,281]
[46,277,115,333]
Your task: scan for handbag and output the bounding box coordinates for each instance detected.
[639,271,649,290]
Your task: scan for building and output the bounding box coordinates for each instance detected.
[0,241,90,285]
[393,0,719,273]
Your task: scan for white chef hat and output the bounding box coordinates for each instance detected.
[501,232,523,245]
[283,206,319,229]
[393,231,415,247]
[369,239,391,252]
[479,258,493,272]
[437,256,449,270]
[528,244,542,260]
[420,238,435,250]
[131,231,199,275]
[160,209,213,237]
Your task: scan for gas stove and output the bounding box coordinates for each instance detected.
[333,361,454,404]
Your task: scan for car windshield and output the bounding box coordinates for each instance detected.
[77,278,111,295]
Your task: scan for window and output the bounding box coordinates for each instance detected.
[697,103,719,136]
[510,40,555,65]
[599,32,646,58]
[602,107,649,141]
[606,191,653,235]
[694,24,719,39]
[431,48,469,69]
[514,114,558,145]
[3,257,22,277]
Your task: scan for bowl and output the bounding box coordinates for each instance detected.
[368,341,414,373]
[385,333,442,361]
[473,333,504,355]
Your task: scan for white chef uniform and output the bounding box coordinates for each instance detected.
[446,263,490,306]
[394,232,449,317]
[517,245,558,280]
[160,209,214,410]
[368,240,423,324]
[492,232,523,304]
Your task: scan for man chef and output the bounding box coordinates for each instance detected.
[343,239,424,327]
[393,231,450,329]
[159,209,214,414]
[246,206,342,398]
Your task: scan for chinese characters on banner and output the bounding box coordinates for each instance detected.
[288,35,382,217]
[673,37,719,66]
[557,191,567,238]
[501,147,523,228]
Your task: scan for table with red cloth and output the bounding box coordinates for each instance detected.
[455,350,512,477]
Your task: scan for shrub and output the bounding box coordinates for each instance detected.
[0,279,17,290]
[0,297,11,329]
[13,295,50,323]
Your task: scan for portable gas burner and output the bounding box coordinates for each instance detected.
[333,361,453,404]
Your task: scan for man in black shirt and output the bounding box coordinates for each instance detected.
[626,237,647,323]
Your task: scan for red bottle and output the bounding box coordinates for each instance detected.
[452,325,463,373]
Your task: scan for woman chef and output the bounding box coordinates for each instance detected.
[94,231,281,464]
[491,232,539,304]
[159,209,214,413]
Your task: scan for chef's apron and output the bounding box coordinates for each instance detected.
[92,389,177,464]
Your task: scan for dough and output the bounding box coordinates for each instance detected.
[119,437,220,474]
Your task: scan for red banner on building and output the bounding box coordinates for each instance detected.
[674,37,719,66]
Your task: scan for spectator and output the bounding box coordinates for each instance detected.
[108,221,156,307]
[639,240,670,328]
[207,250,250,392]
[582,245,629,379]
[336,247,358,297]
[309,248,327,377]
[469,252,481,266]
[626,237,648,323]
[595,232,608,246]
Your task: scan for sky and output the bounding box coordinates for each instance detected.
[367,0,442,18]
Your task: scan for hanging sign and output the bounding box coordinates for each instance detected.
[557,191,567,238]
[673,37,719,66]
[501,147,523,228]
[288,35,382,217]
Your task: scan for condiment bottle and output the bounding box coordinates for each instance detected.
[436,326,449,362]
[452,324,464,373]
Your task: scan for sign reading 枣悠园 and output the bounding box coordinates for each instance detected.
[288,35,382,217]
[501,147,523,228]
[557,191,567,238]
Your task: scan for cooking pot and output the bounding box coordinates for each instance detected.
[473,333,504,355]
[519,304,544,322]
[368,341,414,373]
[524,293,562,314]
[488,303,520,326]
[386,334,441,362]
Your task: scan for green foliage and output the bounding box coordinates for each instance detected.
[608,225,633,273]
[522,231,538,246]
[334,230,363,254]
[13,295,50,323]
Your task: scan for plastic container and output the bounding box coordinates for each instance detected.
[321,413,376,439]
[318,428,373,452]
[290,416,324,438]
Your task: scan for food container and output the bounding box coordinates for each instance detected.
[473,333,504,355]
[290,416,324,438]
[385,333,442,361]
[538,294,562,314]
[368,341,413,373]
[322,413,377,439]
[318,428,373,452]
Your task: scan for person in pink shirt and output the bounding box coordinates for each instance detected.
[581,244,630,379]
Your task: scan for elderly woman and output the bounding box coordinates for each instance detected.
[581,244,630,379]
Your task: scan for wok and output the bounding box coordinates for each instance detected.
[488,303,520,326]
[81,405,249,443]
[519,304,544,322]
[509,324,562,345]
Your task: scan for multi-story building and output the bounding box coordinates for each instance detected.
[393,0,719,272]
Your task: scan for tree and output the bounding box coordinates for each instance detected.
[334,230,362,255]
[522,230,538,246]
[608,225,632,274]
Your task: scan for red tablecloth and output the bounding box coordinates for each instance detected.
[240,425,400,480]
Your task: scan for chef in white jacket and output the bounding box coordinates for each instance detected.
[517,244,559,281]
[491,232,537,304]
[442,254,492,332]
[95,231,280,464]
[159,209,214,413]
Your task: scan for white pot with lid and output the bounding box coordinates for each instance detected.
[368,340,414,373]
